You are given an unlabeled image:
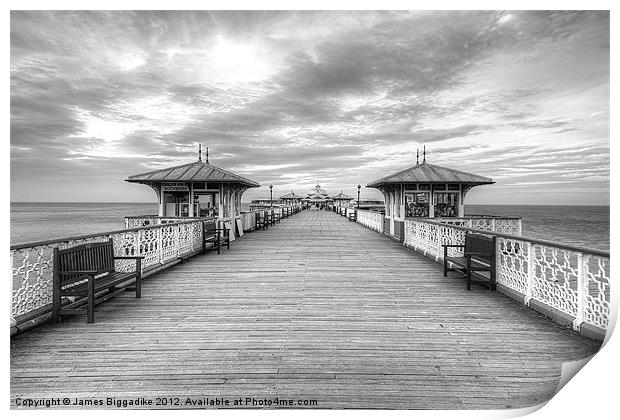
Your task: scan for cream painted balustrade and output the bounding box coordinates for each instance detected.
[11,220,204,330]
[356,209,384,232]
[124,215,205,228]
[432,216,522,235]
[403,218,610,336]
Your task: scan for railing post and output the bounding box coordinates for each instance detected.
[572,253,587,331]
[524,242,534,306]
[201,221,206,254]
[158,226,163,264]
[491,218,496,232]
[134,230,139,257]
[175,225,180,258]
[189,223,194,254]
[435,224,442,262]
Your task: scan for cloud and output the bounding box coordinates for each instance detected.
[10,11,609,204]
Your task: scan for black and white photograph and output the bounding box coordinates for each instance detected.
[8,3,614,414]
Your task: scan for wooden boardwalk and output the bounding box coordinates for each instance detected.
[11,210,601,409]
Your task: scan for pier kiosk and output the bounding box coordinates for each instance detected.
[126,146,259,236]
[279,191,304,206]
[332,191,354,208]
[366,151,493,241]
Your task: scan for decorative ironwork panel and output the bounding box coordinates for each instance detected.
[496,237,529,295]
[160,225,178,264]
[530,245,579,317]
[112,231,139,273]
[584,256,610,330]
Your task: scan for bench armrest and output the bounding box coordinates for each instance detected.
[114,256,145,260]
[442,244,465,248]
[465,252,493,257]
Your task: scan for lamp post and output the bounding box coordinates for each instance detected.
[269,184,273,208]
[357,185,361,209]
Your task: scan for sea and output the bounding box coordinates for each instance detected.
[9,202,610,251]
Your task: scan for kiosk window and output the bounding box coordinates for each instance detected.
[405,192,430,218]
[434,193,458,217]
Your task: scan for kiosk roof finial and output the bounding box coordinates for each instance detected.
[423,145,426,164]
[198,144,202,162]
[416,149,419,165]
[206,146,209,164]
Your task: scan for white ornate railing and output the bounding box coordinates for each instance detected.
[124,215,205,228]
[403,219,610,334]
[431,216,522,235]
[356,210,383,232]
[11,220,204,326]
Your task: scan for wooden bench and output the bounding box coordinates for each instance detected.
[256,211,268,230]
[204,220,230,254]
[52,239,143,323]
[265,210,275,226]
[443,233,497,291]
[348,210,357,222]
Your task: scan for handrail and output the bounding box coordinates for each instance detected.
[10,218,211,250]
[404,217,609,257]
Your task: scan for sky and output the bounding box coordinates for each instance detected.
[10,10,609,204]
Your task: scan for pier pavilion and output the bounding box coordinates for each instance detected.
[367,150,493,240]
[303,183,332,209]
[126,146,259,223]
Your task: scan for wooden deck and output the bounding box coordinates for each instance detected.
[11,210,601,409]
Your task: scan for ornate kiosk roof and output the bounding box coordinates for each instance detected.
[126,160,260,188]
[308,184,328,197]
[367,162,493,188]
[332,191,353,200]
[280,191,304,199]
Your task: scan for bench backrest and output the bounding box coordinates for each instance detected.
[54,239,115,283]
[204,220,217,233]
[464,233,496,258]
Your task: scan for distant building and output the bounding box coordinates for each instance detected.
[304,183,331,209]
[351,199,385,211]
[249,198,282,210]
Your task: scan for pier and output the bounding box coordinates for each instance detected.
[11,210,602,409]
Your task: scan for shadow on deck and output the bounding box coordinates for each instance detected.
[11,210,601,409]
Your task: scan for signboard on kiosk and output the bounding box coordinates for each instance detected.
[163,182,189,192]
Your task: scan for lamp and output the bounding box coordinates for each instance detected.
[269,184,273,208]
[357,185,361,209]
